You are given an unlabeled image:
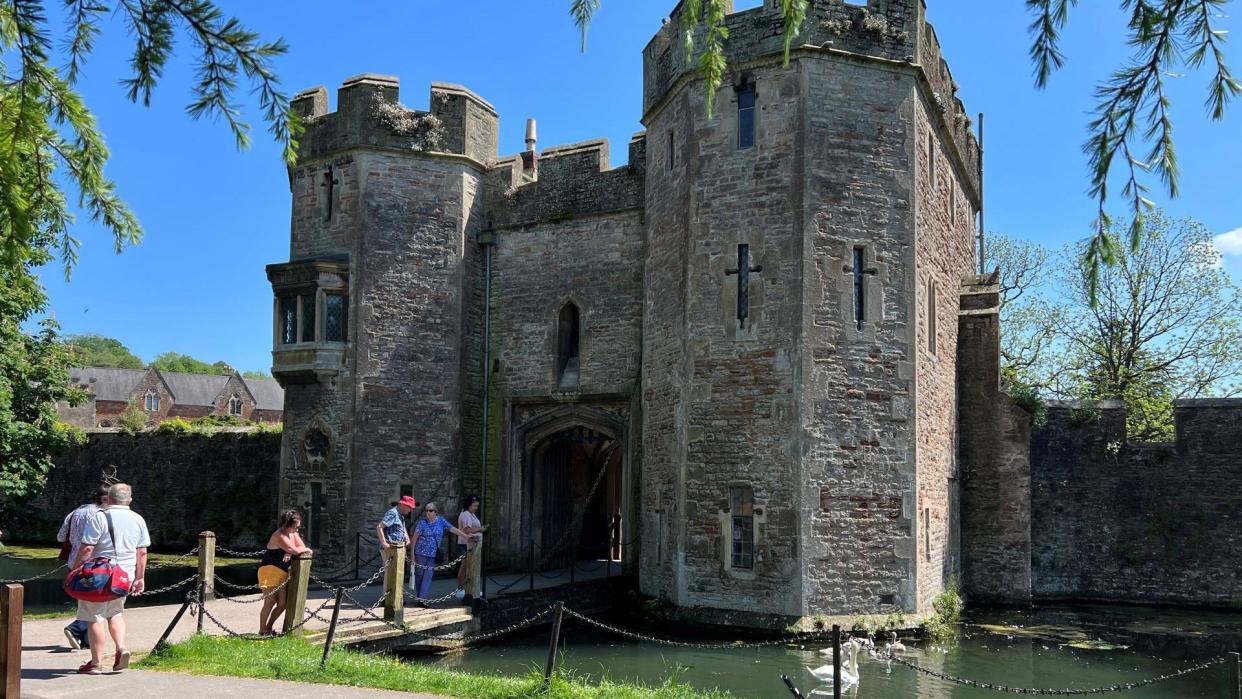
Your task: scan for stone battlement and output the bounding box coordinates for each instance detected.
[644,0,979,200]
[1043,398,1242,451]
[484,135,646,230]
[291,74,499,164]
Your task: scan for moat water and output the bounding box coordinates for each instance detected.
[428,604,1242,698]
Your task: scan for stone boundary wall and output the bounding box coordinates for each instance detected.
[1031,400,1242,607]
[12,430,280,550]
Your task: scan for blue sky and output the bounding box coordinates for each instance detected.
[37,0,1242,375]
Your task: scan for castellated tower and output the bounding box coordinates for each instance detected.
[639,0,980,620]
[267,0,982,626]
[267,75,497,569]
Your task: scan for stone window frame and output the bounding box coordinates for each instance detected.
[837,242,886,343]
[270,261,350,351]
[144,390,160,413]
[667,129,676,171]
[734,74,757,151]
[927,276,938,356]
[299,417,335,473]
[719,481,766,580]
[228,393,243,416]
[927,130,937,190]
[550,296,587,392]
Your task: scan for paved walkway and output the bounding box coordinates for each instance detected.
[20,563,618,697]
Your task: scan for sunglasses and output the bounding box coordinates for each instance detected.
[426,508,437,513]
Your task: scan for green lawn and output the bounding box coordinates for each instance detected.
[139,635,736,699]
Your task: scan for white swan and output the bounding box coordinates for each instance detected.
[807,641,860,687]
[885,631,907,655]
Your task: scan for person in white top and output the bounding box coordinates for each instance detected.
[456,495,486,602]
[72,483,151,675]
[57,484,111,650]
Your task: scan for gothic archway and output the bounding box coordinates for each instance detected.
[502,404,630,572]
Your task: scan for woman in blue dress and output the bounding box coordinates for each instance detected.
[410,502,475,605]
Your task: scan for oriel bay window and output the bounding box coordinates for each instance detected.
[267,258,350,383]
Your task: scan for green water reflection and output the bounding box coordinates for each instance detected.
[429,605,1241,698]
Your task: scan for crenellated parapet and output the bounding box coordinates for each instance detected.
[290,74,498,165]
[642,0,979,201]
[484,135,646,230]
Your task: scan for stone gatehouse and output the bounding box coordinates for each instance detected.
[267,0,1001,623]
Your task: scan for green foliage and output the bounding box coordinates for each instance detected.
[0,242,84,510]
[64,333,144,369]
[1004,372,1048,430]
[883,612,905,631]
[141,634,736,698]
[0,0,296,276]
[117,400,149,434]
[151,352,228,375]
[850,617,876,635]
[248,421,283,435]
[920,581,963,641]
[195,413,244,427]
[1027,0,1240,302]
[241,370,270,379]
[156,417,193,434]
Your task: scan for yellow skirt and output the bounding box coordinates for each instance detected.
[258,565,289,592]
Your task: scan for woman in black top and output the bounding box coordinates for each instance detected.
[258,509,311,635]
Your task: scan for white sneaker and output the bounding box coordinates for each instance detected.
[63,627,81,650]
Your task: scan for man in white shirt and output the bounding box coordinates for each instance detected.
[72,483,150,675]
[57,485,111,650]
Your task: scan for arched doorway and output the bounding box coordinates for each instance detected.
[505,404,630,573]
[530,428,622,570]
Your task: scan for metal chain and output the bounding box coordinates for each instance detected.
[191,590,336,639]
[212,575,290,604]
[877,650,1227,695]
[213,575,263,591]
[131,574,197,597]
[404,584,465,605]
[0,562,68,583]
[338,589,553,645]
[561,607,839,649]
[215,547,265,558]
[310,564,386,594]
[147,547,201,570]
[411,549,468,571]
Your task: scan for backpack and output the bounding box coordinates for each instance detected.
[63,511,132,602]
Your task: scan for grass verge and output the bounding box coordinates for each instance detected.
[24,605,75,620]
[138,635,735,699]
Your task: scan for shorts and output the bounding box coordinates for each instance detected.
[258,565,289,592]
[77,598,125,623]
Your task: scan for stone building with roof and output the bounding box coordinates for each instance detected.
[267,0,1034,625]
[60,367,284,428]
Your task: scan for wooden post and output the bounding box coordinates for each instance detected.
[156,595,193,650]
[383,545,404,623]
[543,602,565,686]
[1229,651,1240,699]
[0,584,23,699]
[832,624,842,699]
[197,531,216,600]
[780,674,805,699]
[320,588,345,667]
[282,550,314,635]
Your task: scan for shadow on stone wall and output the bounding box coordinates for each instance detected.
[10,430,280,550]
[1032,399,1242,607]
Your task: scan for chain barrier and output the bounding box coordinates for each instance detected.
[336,588,553,645]
[212,574,290,604]
[411,549,468,571]
[0,562,68,584]
[561,607,840,649]
[190,590,336,640]
[876,649,1227,695]
[404,584,466,605]
[310,564,386,594]
[146,547,201,570]
[215,546,265,558]
[131,574,197,597]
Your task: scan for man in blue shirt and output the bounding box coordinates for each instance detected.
[376,495,417,592]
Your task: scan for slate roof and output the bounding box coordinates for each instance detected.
[241,377,284,411]
[67,367,146,402]
[68,367,284,412]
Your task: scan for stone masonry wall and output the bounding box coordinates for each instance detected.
[15,431,279,549]
[957,280,1032,605]
[911,85,975,609]
[1031,400,1242,607]
[800,57,918,616]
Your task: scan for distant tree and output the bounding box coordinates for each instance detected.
[151,352,226,375]
[572,1,1239,297]
[998,213,1242,440]
[0,236,84,507]
[241,370,270,380]
[1055,213,1242,439]
[64,334,144,369]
